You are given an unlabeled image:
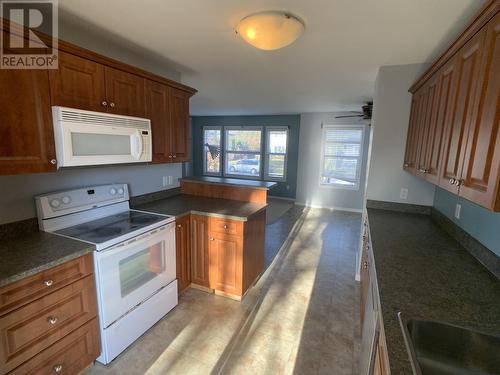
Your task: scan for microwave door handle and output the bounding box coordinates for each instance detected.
[131,130,143,160]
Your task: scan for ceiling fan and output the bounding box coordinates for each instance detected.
[335,101,373,120]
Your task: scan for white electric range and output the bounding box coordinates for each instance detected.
[35,184,178,364]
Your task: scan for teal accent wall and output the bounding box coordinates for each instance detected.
[433,187,500,257]
[191,115,300,199]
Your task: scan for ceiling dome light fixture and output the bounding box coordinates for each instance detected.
[236,11,305,51]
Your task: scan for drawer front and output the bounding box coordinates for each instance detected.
[0,275,97,373]
[210,218,243,236]
[8,318,100,375]
[0,254,93,316]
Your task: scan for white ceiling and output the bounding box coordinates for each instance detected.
[58,0,486,116]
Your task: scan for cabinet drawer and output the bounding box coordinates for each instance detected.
[8,318,100,375]
[209,218,243,236]
[0,254,93,316]
[0,275,97,373]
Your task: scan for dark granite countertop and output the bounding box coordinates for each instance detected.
[367,208,500,374]
[134,194,267,221]
[0,231,95,287]
[181,176,277,190]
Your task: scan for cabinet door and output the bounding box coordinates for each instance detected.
[209,232,243,296]
[439,29,487,194]
[48,51,106,112]
[418,75,440,178]
[0,41,55,175]
[175,215,191,293]
[105,66,146,117]
[145,80,173,163]
[425,57,459,184]
[459,12,500,211]
[170,88,190,162]
[190,215,210,287]
[403,97,419,172]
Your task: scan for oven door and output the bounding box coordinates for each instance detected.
[95,222,176,328]
[58,122,150,167]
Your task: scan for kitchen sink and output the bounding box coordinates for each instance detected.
[398,312,500,375]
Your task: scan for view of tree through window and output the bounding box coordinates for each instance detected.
[321,126,363,188]
[203,128,221,174]
[225,129,262,177]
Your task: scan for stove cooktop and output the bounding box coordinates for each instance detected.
[55,210,172,246]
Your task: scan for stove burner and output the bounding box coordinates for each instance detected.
[130,216,158,224]
[89,227,123,238]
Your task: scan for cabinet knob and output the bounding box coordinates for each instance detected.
[177,224,181,228]
[169,155,173,159]
[210,237,214,241]
[53,364,63,373]
[404,163,409,168]
[223,225,228,229]
[102,100,108,107]
[454,179,463,186]
[173,155,177,158]
[50,159,57,165]
[418,168,428,174]
[449,178,456,185]
[110,102,115,108]
[47,316,58,325]
[44,279,54,287]
[363,261,368,270]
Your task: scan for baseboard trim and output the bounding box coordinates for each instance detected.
[294,202,362,213]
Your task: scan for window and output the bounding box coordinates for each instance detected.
[320,125,364,189]
[203,127,221,175]
[225,127,262,177]
[265,127,288,181]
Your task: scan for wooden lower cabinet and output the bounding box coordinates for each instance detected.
[209,232,243,296]
[0,254,100,375]
[175,215,191,293]
[175,210,266,300]
[8,319,100,375]
[190,215,210,288]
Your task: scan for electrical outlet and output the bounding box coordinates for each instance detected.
[400,188,408,200]
[454,204,461,219]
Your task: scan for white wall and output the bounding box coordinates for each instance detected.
[365,64,436,206]
[0,163,182,225]
[296,113,370,212]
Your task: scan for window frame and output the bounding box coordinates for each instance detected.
[264,126,289,182]
[319,124,365,190]
[202,126,222,176]
[223,126,264,179]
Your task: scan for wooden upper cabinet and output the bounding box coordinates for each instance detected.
[49,51,106,112]
[424,57,458,184]
[0,33,55,175]
[170,88,190,162]
[439,28,487,194]
[105,66,145,117]
[190,215,210,287]
[146,80,173,162]
[459,12,500,210]
[403,97,419,172]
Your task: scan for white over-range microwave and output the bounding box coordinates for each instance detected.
[52,106,152,168]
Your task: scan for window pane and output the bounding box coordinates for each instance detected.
[268,154,285,178]
[204,129,221,173]
[268,130,287,153]
[226,153,261,176]
[323,157,358,180]
[324,143,361,157]
[227,130,261,152]
[325,129,362,143]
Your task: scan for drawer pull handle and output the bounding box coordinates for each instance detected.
[47,316,58,325]
[44,279,54,287]
[53,364,63,373]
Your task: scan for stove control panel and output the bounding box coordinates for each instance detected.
[35,184,129,220]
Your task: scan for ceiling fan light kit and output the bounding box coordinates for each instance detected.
[235,11,305,50]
